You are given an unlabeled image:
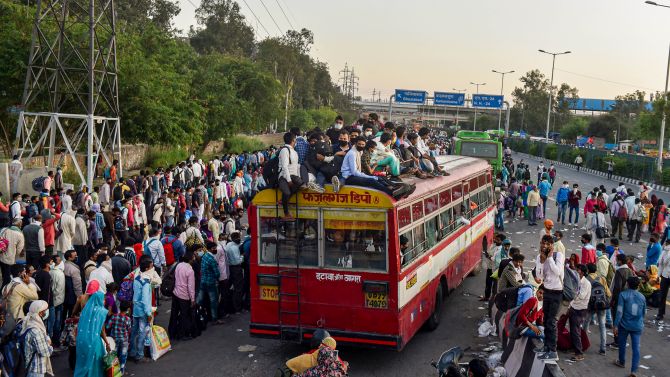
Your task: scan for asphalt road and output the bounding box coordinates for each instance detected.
[51,153,669,377]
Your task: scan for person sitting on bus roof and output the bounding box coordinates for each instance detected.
[371,133,402,180]
[331,129,351,154]
[407,133,434,174]
[340,136,409,200]
[278,132,323,221]
[418,127,447,176]
[305,132,345,193]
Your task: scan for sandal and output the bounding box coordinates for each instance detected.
[570,355,584,361]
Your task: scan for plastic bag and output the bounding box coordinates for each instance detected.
[478,321,494,337]
[104,351,122,377]
[486,351,503,369]
[490,366,507,377]
[150,325,171,360]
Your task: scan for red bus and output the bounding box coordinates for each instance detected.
[248,155,495,350]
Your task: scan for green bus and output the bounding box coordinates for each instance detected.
[453,131,503,175]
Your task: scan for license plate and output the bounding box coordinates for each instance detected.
[364,292,388,309]
[259,285,279,301]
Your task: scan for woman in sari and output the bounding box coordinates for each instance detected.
[74,291,111,377]
[654,199,667,235]
[642,198,653,233]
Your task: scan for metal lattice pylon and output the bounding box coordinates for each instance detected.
[14,0,122,189]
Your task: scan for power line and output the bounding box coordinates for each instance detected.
[274,0,294,30]
[240,0,272,38]
[278,0,299,28]
[556,68,657,93]
[258,0,283,35]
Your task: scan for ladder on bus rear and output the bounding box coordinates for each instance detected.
[274,189,303,343]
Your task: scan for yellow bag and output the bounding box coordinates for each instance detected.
[150,325,171,360]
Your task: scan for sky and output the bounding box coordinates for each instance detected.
[175,0,670,102]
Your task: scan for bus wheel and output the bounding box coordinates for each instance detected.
[426,284,444,331]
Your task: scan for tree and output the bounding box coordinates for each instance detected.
[189,0,255,56]
[116,0,181,34]
[560,117,588,143]
[587,114,620,142]
[283,28,314,54]
[510,69,578,136]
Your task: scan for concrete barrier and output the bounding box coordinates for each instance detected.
[500,336,565,377]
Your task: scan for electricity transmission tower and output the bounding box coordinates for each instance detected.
[14,0,121,189]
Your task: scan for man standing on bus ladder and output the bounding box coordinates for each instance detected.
[534,238,565,361]
[278,132,321,221]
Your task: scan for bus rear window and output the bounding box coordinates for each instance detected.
[258,209,319,267]
[460,142,498,159]
[323,210,387,271]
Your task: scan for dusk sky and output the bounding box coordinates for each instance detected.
[176,0,670,102]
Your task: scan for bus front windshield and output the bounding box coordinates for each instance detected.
[459,141,499,159]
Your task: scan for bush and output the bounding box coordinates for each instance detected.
[545,144,557,160]
[308,107,338,128]
[145,146,189,170]
[529,143,539,157]
[661,168,670,186]
[224,135,267,154]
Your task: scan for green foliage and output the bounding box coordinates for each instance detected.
[308,107,338,128]
[661,168,670,186]
[545,144,557,160]
[529,142,539,156]
[289,109,314,130]
[559,117,588,143]
[189,0,255,56]
[224,135,267,154]
[510,69,578,135]
[145,146,189,169]
[587,114,620,142]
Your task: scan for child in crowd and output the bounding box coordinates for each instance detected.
[107,300,132,373]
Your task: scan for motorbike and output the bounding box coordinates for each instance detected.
[431,347,470,377]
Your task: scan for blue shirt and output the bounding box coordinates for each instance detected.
[132,275,153,318]
[295,137,309,165]
[225,241,244,266]
[341,148,376,180]
[538,180,551,197]
[647,241,662,268]
[614,289,646,332]
[200,252,220,286]
[606,245,625,259]
[516,284,534,307]
[556,187,570,204]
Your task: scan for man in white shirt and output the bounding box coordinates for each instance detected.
[277,132,313,220]
[89,253,114,292]
[73,209,89,269]
[535,237,565,361]
[8,155,22,194]
[9,193,22,222]
[567,264,591,361]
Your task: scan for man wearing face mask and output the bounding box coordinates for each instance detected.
[362,124,375,140]
[341,137,409,200]
[568,184,582,227]
[63,250,82,320]
[199,241,223,325]
[34,256,54,336]
[49,254,65,348]
[225,232,245,314]
[22,300,54,376]
[326,115,345,145]
[556,181,570,225]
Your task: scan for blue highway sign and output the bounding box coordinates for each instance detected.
[395,89,427,104]
[472,94,504,108]
[434,92,465,106]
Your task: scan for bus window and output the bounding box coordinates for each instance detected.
[400,231,413,267]
[258,215,319,267]
[439,208,453,236]
[412,223,426,255]
[425,216,438,247]
[323,211,387,271]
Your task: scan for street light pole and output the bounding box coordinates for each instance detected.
[470,82,486,130]
[646,1,670,172]
[492,69,514,135]
[538,49,571,141]
[452,88,466,127]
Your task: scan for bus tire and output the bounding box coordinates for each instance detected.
[426,284,444,331]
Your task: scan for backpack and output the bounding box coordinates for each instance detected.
[587,276,610,311]
[113,215,125,232]
[162,237,177,266]
[262,146,289,189]
[617,202,628,221]
[118,271,136,302]
[0,229,10,255]
[494,286,521,313]
[562,267,580,302]
[184,229,204,249]
[112,185,123,201]
[31,177,46,192]
[159,263,178,297]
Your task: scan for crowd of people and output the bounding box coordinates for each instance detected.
[487,158,670,377]
[0,113,454,377]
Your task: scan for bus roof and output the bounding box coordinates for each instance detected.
[252,155,490,210]
[455,130,491,140]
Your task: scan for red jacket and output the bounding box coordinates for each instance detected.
[42,213,61,247]
[516,297,544,327]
